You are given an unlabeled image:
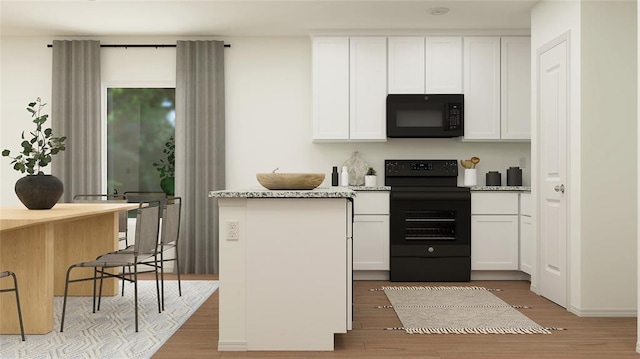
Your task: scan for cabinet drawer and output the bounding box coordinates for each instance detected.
[354,192,389,215]
[471,192,518,215]
[520,192,531,216]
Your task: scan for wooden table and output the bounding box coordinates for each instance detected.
[0,203,139,334]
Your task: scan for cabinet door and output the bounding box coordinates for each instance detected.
[312,37,350,140]
[350,37,387,140]
[471,192,519,215]
[471,214,519,270]
[353,215,390,270]
[519,215,533,275]
[388,37,425,94]
[501,37,531,140]
[463,37,501,140]
[426,37,462,94]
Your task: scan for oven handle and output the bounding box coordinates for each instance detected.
[390,191,470,201]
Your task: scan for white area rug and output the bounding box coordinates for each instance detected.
[0,280,218,358]
[381,285,556,334]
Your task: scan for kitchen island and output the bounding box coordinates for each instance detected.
[208,188,356,351]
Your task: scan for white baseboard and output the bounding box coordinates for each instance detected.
[353,270,531,281]
[353,270,389,280]
[218,341,248,351]
[470,270,531,281]
[568,306,637,317]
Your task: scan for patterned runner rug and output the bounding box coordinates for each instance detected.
[378,285,559,334]
[0,280,218,358]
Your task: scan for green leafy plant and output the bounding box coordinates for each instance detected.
[2,98,67,175]
[153,135,175,179]
[366,167,377,176]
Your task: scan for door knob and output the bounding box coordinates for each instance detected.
[554,184,565,193]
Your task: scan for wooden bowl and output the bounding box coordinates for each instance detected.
[256,173,325,190]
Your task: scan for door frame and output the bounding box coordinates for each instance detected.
[535,30,572,309]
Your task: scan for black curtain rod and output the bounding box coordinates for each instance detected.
[47,43,230,48]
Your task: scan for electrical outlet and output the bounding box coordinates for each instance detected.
[226,220,239,240]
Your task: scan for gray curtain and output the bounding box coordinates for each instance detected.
[175,40,225,274]
[51,40,102,202]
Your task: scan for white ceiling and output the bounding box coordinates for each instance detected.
[0,0,538,37]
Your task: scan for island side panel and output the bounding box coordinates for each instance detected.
[0,223,54,334]
[245,198,348,351]
[217,198,248,351]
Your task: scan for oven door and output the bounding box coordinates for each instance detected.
[389,188,470,249]
[389,187,471,281]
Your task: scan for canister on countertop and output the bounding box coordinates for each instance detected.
[486,171,501,186]
[506,166,522,186]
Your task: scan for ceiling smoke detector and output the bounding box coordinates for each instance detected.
[428,7,450,16]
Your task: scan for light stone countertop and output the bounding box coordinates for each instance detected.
[470,186,531,192]
[208,187,356,198]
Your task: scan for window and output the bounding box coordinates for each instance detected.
[106,88,175,194]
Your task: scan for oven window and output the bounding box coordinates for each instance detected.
[396,109,444,127]
[404,210,456,241]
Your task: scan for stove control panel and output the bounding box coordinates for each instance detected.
[385,160,458,177]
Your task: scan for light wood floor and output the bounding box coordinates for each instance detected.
[151,275,638,358]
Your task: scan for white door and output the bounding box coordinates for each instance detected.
[463,37,501,140]
[426,37,463,94]
[349,37,387,140]
[388,37,425,94]
[538,36,569,307]
[311,37,350,140]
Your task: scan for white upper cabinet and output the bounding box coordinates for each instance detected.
[463,37,502,140]
[426,37,463,94]
[312,37,350,140]
[312,36,387,141]
[387,36,462,95]
[349,37,388,140]
[463,36,532,141]
[501,37,531,140]
[387,37,425,94]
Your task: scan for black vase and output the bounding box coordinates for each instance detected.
[14,174,64,209]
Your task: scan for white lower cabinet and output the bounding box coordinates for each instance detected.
[519,192,533,275]
[471,215,519,270]
[353,215,389,270]
[353,191,390,272]
[471,192,519,270]
[519,215,533,274]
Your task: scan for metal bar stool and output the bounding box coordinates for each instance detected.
[0,271,25,341]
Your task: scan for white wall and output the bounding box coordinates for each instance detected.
[532,0,637,316]
[0,37,53,205]
[0,35,530,206]
[580,0,637,315]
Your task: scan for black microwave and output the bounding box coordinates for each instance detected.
[386,94,464,138]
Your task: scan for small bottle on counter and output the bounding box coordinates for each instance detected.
[331,166,339,186]
[341,166,349,187]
